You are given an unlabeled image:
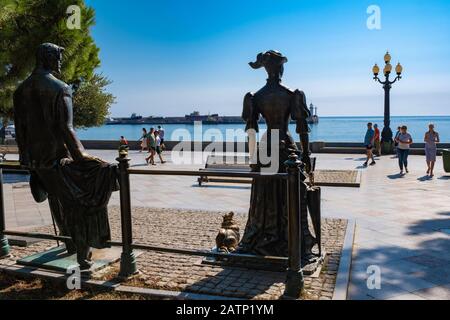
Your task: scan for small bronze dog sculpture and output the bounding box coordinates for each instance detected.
[216,212,240,253]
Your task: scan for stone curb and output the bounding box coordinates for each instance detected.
[332,219,356,300]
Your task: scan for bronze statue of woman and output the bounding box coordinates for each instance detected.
[238,50,315,258]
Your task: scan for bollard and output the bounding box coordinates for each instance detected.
[116,148,137,277]
[443,149,450,173]
[283,152,304,299]
[0,169,11,258]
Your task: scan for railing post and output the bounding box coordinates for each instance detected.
[0,169,11,258]
[116,149,137,277]
[283,152,304,299]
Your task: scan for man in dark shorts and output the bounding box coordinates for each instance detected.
[145,128,156,165]
[373,124,381,156]
[363,122,376,167]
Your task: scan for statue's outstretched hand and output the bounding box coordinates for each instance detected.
[81,153,105,163]
[69,153,105,164]
[60,158,73,166]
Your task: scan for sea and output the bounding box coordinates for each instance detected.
[76,116,450,143]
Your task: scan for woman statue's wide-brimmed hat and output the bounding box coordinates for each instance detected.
[249,50,288,69]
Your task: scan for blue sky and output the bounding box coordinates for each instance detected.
[86,0,450,117]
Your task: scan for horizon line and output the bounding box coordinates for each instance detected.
[109,114,450,118]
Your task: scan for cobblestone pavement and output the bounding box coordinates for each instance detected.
[0,207,347,300]
[3,150,450,299]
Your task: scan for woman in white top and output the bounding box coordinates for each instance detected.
[424,123,440,177]
[395,125,413,174]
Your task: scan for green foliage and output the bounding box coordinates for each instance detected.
[0,0,114,127]
[73,74,116,129]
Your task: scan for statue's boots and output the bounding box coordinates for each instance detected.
[77,246,93,271]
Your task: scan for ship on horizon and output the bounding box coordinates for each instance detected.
[106,107,319,125]
[105,111,242,125]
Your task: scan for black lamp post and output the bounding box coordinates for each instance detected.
[372,52,403,153]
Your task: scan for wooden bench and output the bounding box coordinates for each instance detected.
[0,145,19,162]
[198,155,316,186]
[198,155,252,186]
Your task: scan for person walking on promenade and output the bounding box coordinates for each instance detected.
[363,122,376,167]
[155,131,166,164]
[158,126,166,151]
[120,136,128,147]
[394,126,402,158]
[0,125,5,145]
[140,128,148,152]
[145,128,156,165]
[374,124,381,156]
[395,125,413,174]
[424,123,440,177]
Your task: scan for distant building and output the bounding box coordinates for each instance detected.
[307,103,319,124]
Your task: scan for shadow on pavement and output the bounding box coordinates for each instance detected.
[387,173,405,179]
[350,212,450,300]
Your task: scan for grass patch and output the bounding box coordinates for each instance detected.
[0,271,152,300]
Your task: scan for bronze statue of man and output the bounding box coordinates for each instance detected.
[238,50,317,260]
[13,43,119,270]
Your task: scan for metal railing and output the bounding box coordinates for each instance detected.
[0,152,305,298]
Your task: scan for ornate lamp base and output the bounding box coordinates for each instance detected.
[381,141,394,155]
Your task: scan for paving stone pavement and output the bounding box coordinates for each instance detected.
[2,150,450,300]
[1,207,346,300]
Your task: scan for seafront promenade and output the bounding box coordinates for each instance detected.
[2,150,449,300]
